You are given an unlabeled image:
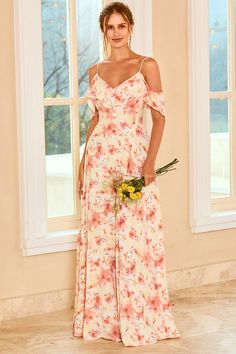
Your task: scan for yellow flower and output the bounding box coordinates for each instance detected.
[127,185,135,193]
[129,193,137,199]
[117,186,123,193]
[121,183,128,190]
[135,192,142,199]
[118,191,123,198]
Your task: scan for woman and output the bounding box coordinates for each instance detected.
[72,1,181,347]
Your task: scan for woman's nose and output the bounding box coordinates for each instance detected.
[114,27,119,35]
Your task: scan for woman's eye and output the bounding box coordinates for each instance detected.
[107,24,126,30]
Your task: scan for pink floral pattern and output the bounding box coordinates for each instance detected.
[72,70,181,346]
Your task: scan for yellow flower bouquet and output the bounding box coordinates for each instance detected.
[112,158,179,215]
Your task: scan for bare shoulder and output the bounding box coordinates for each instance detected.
[142,56,163,92]
[142,56,160,74]
[88,63,98,83]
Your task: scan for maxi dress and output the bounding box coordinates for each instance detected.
[72,59,181,346]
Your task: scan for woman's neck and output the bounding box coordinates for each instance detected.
[106,47,133,62]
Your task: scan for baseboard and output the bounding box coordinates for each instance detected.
[167,259,236,292]
[0,288,74,322]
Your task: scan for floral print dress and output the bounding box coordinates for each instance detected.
[72,57,181,346]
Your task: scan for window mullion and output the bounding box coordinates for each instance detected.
[43,97,87,106]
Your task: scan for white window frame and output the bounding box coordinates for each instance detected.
[14,0,153,256]
[189,0,236,233]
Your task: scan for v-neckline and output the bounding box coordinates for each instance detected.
[95,71,143,90]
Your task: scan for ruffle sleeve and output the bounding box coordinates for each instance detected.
[84,86,96,115]
[144,87,166,117]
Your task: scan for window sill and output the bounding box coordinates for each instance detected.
[191,210,236,233]
[22,229,78,256]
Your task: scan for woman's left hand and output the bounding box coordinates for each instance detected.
[141,160,156,186]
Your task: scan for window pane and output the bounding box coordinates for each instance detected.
[77,0,102,96]
[44,105,75,217]
[210,98,231,197]
[41,0,70,98]
[209,0,228,92]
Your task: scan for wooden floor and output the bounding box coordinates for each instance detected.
[1,279,236,354]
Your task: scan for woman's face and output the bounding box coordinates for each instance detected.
[104,12,133,48]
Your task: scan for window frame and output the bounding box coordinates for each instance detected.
[189,0,236,233]
[14,0,153,256]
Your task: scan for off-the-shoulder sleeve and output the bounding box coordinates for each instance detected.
[144,87,166,117]
[84,86,96,114]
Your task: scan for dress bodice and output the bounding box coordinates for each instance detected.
[85,69,166,122]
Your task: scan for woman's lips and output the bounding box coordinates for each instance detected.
[113,38,123,42]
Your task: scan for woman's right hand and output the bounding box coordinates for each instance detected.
[77,160,85,198]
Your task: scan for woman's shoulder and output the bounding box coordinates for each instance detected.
[141,56,161,76]
[141,56,163,91]
[141,56,159,69]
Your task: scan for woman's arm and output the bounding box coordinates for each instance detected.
[77,65,99,197]
[141,58,166,186]
[80,65,99,167]
[80,114,99,165]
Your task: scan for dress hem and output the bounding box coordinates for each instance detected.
[72,331,181,347]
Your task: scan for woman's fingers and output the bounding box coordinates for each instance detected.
[76,182,80,197]
[144,175,156,186]
[141,162,156,186]
[77,165,84,198]
[77,180,83,198]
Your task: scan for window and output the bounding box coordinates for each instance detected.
[209,0,236,212]
[41,0,102,231]
[189,0,236,232]
[14,0,153,255]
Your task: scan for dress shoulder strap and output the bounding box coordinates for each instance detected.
[138,56,148,72]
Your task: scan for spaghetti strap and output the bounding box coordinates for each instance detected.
[139,56,148,72]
